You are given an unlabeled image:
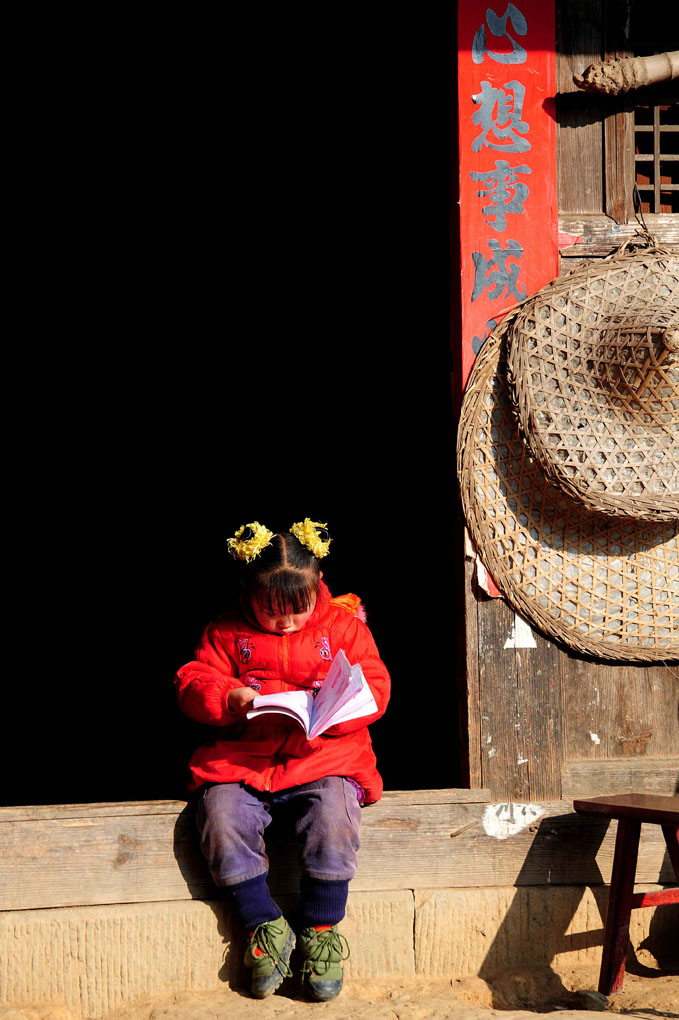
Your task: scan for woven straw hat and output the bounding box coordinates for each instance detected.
[457,313,678,662]
[506,247,679,522]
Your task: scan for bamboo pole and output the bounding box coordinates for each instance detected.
[573,51,679,95]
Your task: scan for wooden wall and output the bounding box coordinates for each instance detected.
[556,0,678,247]
[460,0,679,803]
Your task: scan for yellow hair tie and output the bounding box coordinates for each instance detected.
[290,519,332,559]
[227,522,275,562]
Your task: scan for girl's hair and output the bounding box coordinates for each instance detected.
[238,532,321,614]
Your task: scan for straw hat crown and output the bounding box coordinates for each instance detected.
[506,248,679,521]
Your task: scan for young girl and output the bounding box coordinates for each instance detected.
[175,519,390,1001]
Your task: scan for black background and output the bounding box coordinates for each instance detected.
[5,9,464,805]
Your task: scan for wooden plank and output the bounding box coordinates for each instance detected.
[604,106,635,225]
[556,0,604,214]
[516,629,564,802]
[602,16,634,226]
[573,793,679,825]
[474,594,564,801]
[378,789,491,805]
[463,552,483,790]
[562,657,617,761]
[0,800,189,822]
[2,798,675,911]
[562,758,679,799]
[0,790,491,823]
[562,657,679,764]
[477,591,530,801]
[558,213,679,254]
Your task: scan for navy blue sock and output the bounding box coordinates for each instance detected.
[229,874,281,930]
[300,876,350,927]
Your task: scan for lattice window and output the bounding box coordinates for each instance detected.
[634,99,679,214]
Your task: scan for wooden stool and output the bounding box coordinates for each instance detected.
[573,793,679,996]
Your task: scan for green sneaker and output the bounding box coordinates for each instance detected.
[244,916,295,998]
[298,925,350,1001]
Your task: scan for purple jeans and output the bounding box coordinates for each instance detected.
[195,776,362,887]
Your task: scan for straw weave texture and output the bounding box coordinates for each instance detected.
[457,315,678,662]
[506,249,679,521]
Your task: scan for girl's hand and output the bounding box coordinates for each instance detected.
[227,687,258,714]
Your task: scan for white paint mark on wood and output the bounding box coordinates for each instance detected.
[482,803,545,840]
[504,613,537,649]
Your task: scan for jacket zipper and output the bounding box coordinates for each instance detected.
[263,764,276,792]
[282,634,289,682]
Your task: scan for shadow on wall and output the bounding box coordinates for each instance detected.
[476,812,679,1009]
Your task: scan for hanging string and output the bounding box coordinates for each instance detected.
[632,183,657,247]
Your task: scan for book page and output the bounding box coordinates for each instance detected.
[314,667,378,732]
[308,649,363,735]
[246,690,314,734]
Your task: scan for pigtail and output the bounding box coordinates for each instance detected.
[289,519,332,559]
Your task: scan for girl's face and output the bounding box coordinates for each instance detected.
[250,593,317,635]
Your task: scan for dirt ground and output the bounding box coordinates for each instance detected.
[1,966,676,1020]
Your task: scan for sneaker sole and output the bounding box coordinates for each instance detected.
[306,975,343,1002]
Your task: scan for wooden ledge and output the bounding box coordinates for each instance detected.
[0,788,491,823]
[1,791,675,913]
[558,212,679,255]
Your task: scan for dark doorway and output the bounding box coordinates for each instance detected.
[5,10,460,805]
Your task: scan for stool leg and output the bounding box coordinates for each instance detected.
[599,818,640,996]
[661,825,679,881]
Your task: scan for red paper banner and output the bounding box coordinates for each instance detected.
[457,1,558,392]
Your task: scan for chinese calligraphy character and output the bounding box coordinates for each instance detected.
[471,239,526,302]
[472,3,528,64]
[472,318,499,354]
[470,160,531,232]
[472,80,530,152]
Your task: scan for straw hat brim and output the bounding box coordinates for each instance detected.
[506,249,679,522]
[457,314,679,662]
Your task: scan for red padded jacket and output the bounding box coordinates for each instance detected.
[174,581,390,804]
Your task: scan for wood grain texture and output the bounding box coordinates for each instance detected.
[463,578,678,803]
[561,758,679,798]
[604,107,635,224]
[556,0,604,213]
[573,793,679,825]
[476,592,529,800]
[562,660,679,764]
[1,797,675,911]
[0,789,492,823]
[463,553,484,791]
[558,213,679,254]
[602,14,634,226]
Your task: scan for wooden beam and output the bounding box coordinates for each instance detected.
[463,555,484,790]
[558,212,679,254]
[1,795,675,912]
[0,789,491,824]
[562,758,679,799]
[556,0,605,215]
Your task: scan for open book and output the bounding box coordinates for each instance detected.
[245,649,377,739]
